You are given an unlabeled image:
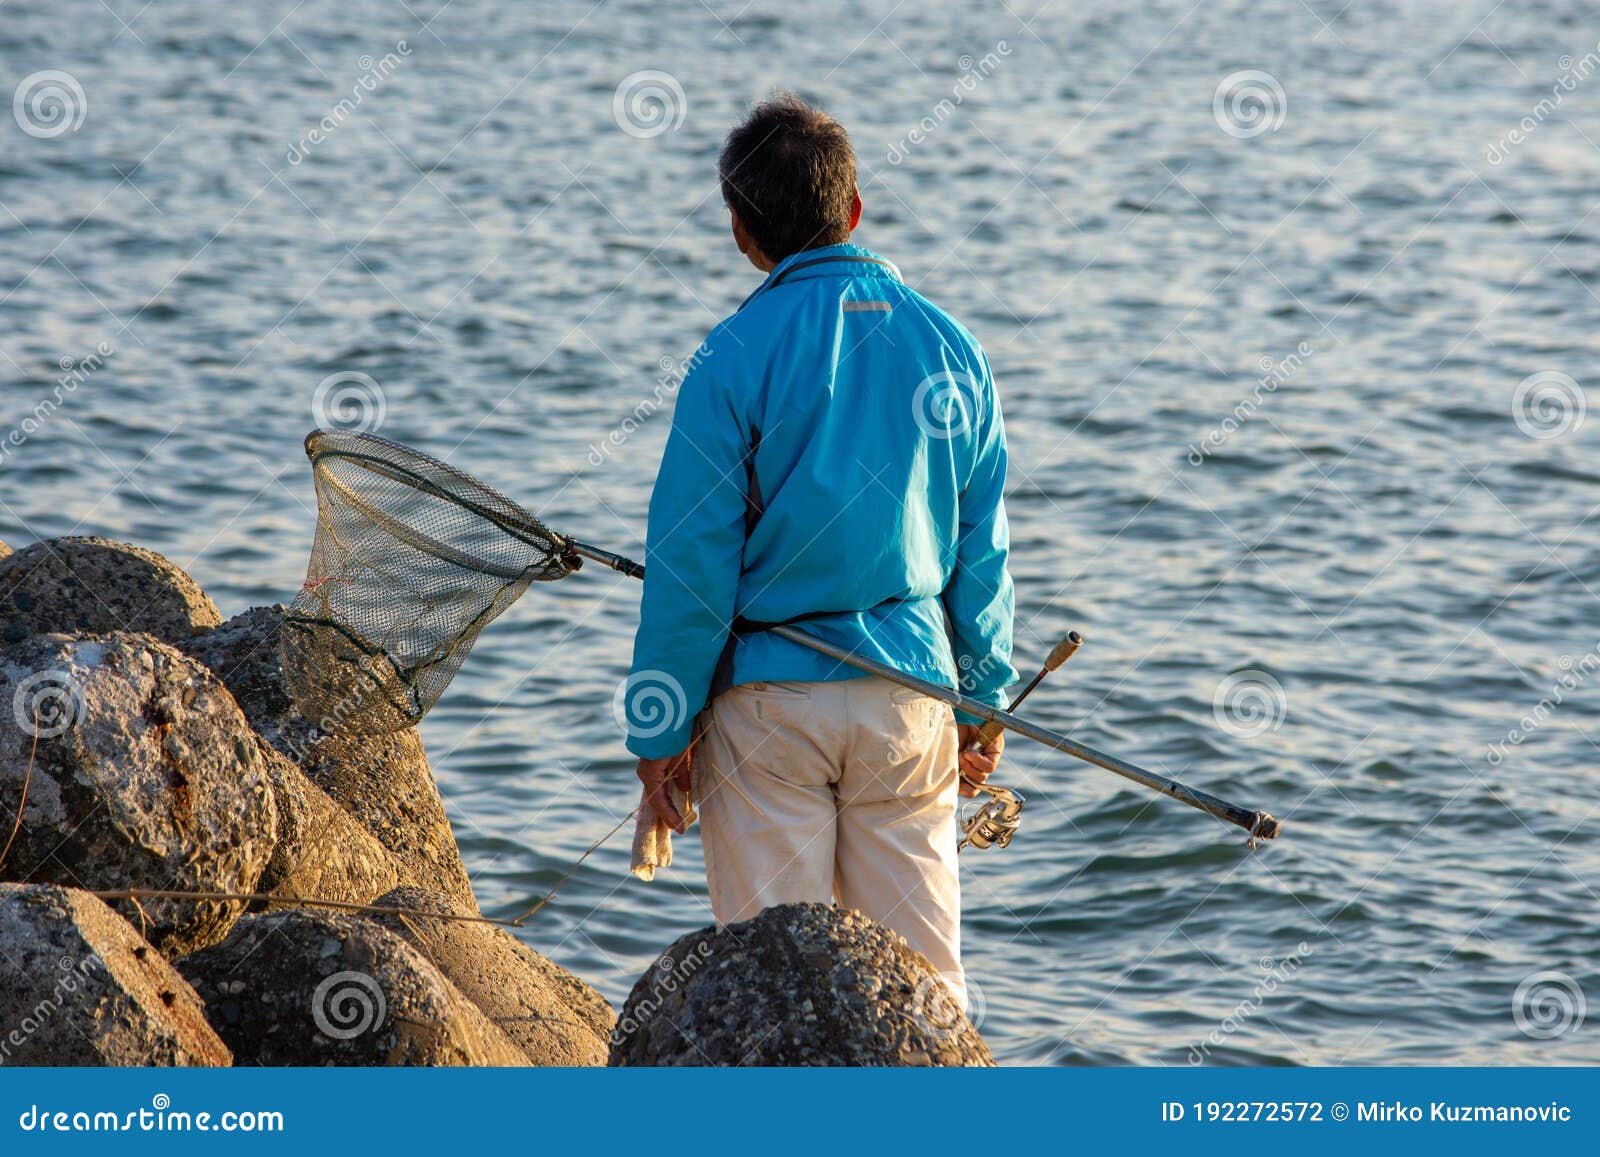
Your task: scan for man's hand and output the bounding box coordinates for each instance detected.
[636,746,694,833]
[955,724,1004,798]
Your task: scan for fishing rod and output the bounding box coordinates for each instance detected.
[285,429,1281,853]
[565,541,1280,846]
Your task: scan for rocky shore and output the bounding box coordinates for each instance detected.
[0,535,989,1067]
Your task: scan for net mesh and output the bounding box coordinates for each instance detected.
[283,429,578,736]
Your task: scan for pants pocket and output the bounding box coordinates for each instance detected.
[743,681,814,700]
[710,682,835,788]
[868,700,956,800]
[739,681,818,726]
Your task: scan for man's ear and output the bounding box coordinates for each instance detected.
[730,208,774,272]
[730,207,754,255]
[847,189,863,233]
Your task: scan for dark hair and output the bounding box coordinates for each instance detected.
[719,94,857,262]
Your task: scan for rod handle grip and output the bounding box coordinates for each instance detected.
[972,631,1084,745]
[1044,630,1084,672]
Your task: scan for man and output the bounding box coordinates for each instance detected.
[624,94,1014,1004]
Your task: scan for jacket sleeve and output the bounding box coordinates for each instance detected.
[624,344,748,758]
[945,360,1016,724]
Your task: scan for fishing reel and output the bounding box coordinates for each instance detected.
[954,631,1081,853]
[959,781,1025,852]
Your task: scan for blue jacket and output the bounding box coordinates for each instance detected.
[624,243,1015,758]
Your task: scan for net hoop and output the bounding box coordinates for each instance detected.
[282,429,579,736]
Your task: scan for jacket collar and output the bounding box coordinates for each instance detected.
[739,243,902,310]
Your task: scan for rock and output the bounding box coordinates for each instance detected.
[0,539,11,560]
[178,909,526,1066]
[0,883,231,1066]
[0,537,221,645]
[300,731,475,910]
[0,632,277,956]
[177,604,318,758]
[609,902,994,1067]
[368,886,612,1066]
[181,605,476,910]
[254,744,404,905]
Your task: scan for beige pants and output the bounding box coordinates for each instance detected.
[695,675,965,1005]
